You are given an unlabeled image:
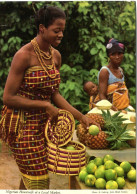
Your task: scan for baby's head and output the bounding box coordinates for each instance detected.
[83,81,98,96]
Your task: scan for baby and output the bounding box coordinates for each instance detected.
[83,81,98,109]
[83,81,135,112]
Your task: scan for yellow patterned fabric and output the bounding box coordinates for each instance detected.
[22,173,49,190]
[0,66,60,189]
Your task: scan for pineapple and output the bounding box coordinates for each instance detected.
[76,110,135,150]
[77,123,108,149]
[76,124,88,144]
[85,131,109,149]
[77,112,108,149]
[86,113,105,129]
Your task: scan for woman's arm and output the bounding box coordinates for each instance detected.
[52,92,83,121]
[98,68,118,111]
[51,91,100,128]
[3,51,58,120]
[51,51,100,128]
[98,68,109,100]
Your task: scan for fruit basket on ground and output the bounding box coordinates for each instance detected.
[45,109,86,176]
[47,141,86,175]
[76,110,136,150]
[77,154,136,190]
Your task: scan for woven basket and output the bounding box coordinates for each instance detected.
[47,141,86,175]
[45,109,75,147]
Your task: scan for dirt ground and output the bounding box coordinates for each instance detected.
[0,141,69,190]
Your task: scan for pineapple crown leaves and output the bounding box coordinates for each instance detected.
[101,110,128,130]
[101,110,135,150]
[109,140,131,150]
[105,125,135,142]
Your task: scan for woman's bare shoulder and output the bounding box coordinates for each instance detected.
[100,67,109,73]
[11,43,32,70]
[99,67,109,79]
[16,42,32,56]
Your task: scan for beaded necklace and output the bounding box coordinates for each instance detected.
[31,38,57,78]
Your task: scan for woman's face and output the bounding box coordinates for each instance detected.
[43,18,66,47]
[109,52,124,66]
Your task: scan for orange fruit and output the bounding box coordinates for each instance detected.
[103,154,114,163]
[66,146,75,150]
[79,170,88,182]
[114,166,124,177]
[94,168,105,179]
[88,125,99,135]
[127,169,136,182]
[95,178,106,189]
[94,157,103,166]
[86,162,97,174]
[105,169,117,181]
[120,161,131,173]
[104,160,115,169]
[116,177,126,189]
[106,180,118,189]
[85,174,96,187]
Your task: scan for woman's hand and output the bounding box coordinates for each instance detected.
[79,115,101,130]
[46,103,59,123]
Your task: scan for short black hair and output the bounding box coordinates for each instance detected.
[35,6,66,32]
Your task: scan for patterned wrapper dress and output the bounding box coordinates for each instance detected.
[0,65,60,189]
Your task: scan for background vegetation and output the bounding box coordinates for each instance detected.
[0,1,136,115]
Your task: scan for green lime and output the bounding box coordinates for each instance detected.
[85,174,96,187]
[127,169,136,182]
[120,161,131,173]
[94,168,105,179]
[98,165,105,171]
[105,169,117,181]
[103,154,114,163]
[114,166,124,177]
[114,163,119,168]
[94,157,103,167]
[88,125,99,135]
[104,160,115,169]
[88,159,94,164]
[106,180,118,189]
[116,177,126,189]
[66,146,75,150]
[86,162,97,174]
[79,170,88,182]
[95,178,106,189]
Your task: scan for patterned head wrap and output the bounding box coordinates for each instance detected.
[106,38,125,56]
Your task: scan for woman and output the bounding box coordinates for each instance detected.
[98,38,130,111]
[0,6,95,190]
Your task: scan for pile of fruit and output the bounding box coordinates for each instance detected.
[76,110,136,150]
[78,154,136,189]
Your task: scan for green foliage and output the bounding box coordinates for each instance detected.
[60,64,97,114]
[0,1,136,114]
